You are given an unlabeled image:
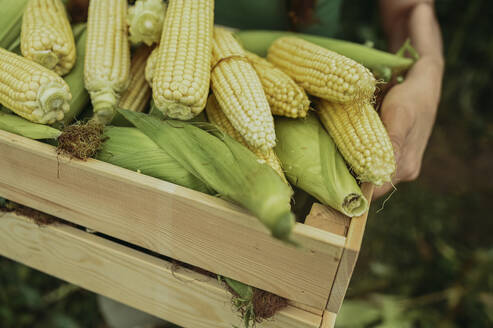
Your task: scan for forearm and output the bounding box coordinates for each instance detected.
[379,0,444,61]
[380,0,444,108]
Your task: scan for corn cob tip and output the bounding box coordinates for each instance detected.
[343,193,368,217]
[34,82,71,123]
[157,101,196,120]
[90,89,118,124]
[31,50,59,71]
[127,0,166,46]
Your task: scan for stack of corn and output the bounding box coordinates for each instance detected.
[0,0,408,237]
[267,36,395,185]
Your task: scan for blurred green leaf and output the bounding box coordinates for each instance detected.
[18,285,42,309]
[337,300,380,327]
[49,313,80,328]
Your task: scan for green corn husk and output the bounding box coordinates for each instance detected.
[119,109,295,240]
[96,126,212,194]
[235,30,416,81]
[53,24,89,128]
[0,0,29,49]
[223,277,256,328]
[274,114,368,217]
[0,112,61,139]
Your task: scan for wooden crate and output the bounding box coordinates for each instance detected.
[0,129,373,328]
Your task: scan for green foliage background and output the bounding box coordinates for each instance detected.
[1,0,492,327]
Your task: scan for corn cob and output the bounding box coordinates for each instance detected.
[152,0,214,120]
[274,113,368,217]
[119,45,152,113]
[236,30,416,82]
[206,95,287,183]
[98,126,213,195]
[84,0,131,124]
[127,0,167,46]
[316,99,395,185]
[245,51,309,118]
[54,24,89,128]
[0,48,71,124]
[21,0,76,76]
[119,109,295,240]
[211,27,276,151]
[144,45,158,86]
[267,37,376,104]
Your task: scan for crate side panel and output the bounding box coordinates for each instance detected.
[305,203,351,237]
[0,213,322,328]
[0,131,343,309]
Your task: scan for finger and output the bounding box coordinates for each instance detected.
[373,181,394,200]
[379,84,416,167]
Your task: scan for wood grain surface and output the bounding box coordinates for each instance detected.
[0,130,349,309]
[326,183,374,312]
[0,212,322,328]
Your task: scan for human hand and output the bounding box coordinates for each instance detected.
[373,55,444,198]
[374,2,444,198]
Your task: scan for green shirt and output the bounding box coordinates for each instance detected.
[214,0,342,37]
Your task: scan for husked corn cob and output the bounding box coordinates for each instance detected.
[21,0,76,76]
[268,37,376,104]
[84,0,131,124]
[212,27,276,151]
[316,99,395,185]
[119,45,152,113]
[127,0,167,46]
[245,51,309,118]
[152,0,214,120]
[0,48,71,124]
[206,95,287,183]
[144,45,158,86]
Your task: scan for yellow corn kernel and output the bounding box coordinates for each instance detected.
[21,0,76,76]
[268,37,376,104]
[127,0,167,46]
[0,48,71,124]
[211,27,276,151]
[206,95,287,183]
[84,0,131,124]
[119,45,152,113]
[152,0,214,120]
[316,99,395,185]
[245,51,309,118]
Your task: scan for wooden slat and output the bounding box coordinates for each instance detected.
[325,249,358,313]
[305,203,351,237]
[326,183,374,312]
[0,130,345,309]
[320,311,337,328]
[0,212,322,328]
[345,183,374,251]
[289,301,324,316]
